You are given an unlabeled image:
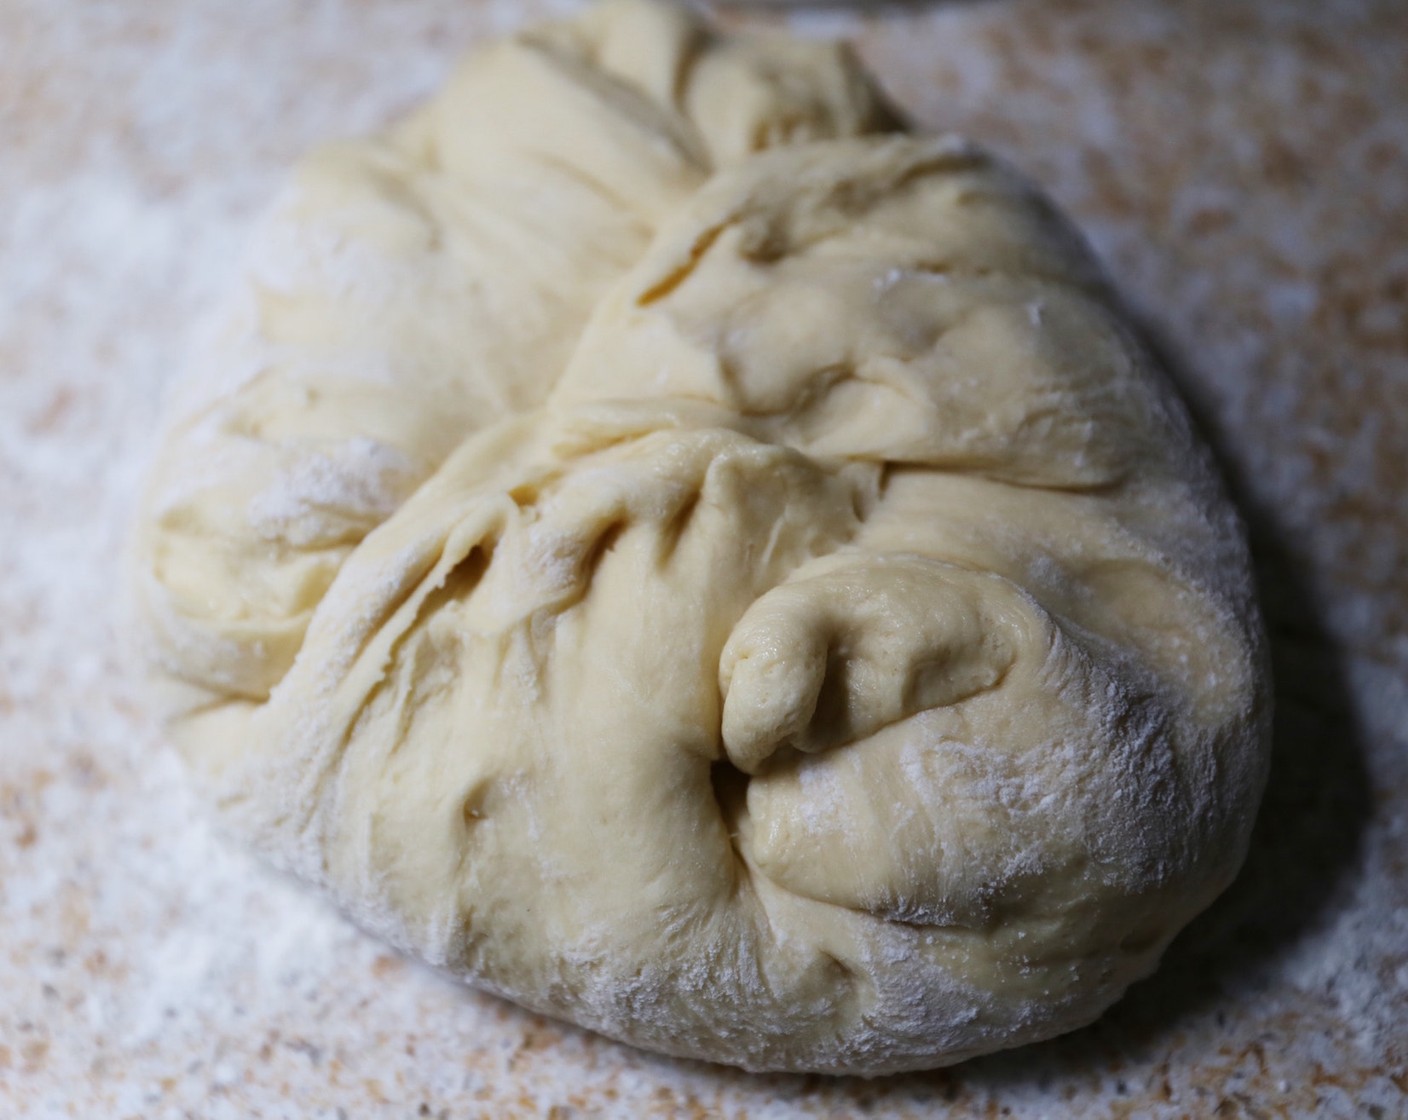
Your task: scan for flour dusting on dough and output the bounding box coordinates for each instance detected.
[131,0,1270,1075]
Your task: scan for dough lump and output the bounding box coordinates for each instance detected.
[134,0,1271,1074]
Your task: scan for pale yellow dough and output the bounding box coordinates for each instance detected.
[134,0,1271,1074]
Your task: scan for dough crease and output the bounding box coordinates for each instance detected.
[133,0,1270,1074]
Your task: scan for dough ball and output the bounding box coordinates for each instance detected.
[133,0,1270,1074]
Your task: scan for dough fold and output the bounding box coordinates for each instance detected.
[133,0,1270,1074]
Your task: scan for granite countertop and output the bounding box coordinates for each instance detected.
[2,1,1406,1116]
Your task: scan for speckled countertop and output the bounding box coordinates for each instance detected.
[2,1,1406,1116]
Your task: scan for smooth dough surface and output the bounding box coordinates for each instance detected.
[133,0,1271,1074]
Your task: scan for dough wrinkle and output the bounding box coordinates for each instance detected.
[133,0,1271,1075]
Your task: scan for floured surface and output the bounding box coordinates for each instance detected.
[2,0,1405,1113]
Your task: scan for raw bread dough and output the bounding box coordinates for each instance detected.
[133,0,1271,1074]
